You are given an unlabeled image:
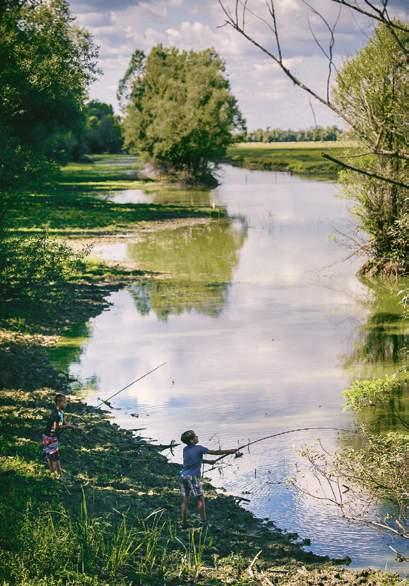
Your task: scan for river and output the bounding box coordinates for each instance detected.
[54,163,409,573]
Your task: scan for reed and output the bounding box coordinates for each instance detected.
[0,496,207,585]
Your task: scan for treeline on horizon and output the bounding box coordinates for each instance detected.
[67,106,346,159]
[71,112,346,158]
[235,125,344,143]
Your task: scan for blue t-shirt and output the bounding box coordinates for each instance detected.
[181,444,208,477]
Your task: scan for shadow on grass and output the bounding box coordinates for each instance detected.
[7,160,222,236]
[8,191,223,235]
[0,386,329,586]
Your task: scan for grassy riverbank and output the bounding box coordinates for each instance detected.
[0,332,405,585]
[227,142,357,180]
[6,156,222,237]
[1,156,406,584]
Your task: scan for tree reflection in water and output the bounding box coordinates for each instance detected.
[343,280,409,431]
[128,218,247,319]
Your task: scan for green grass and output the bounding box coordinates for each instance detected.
[227,142,357,179]
[0,385,327,585]
[6,158,223,237]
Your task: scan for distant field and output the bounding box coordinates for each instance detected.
[227,141,357,180]
[232,141,357,150]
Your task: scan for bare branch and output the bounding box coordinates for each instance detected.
[329,0,409,33]
[322,153,409,188]
[242,0,249,29]
[266,0,283,62]
[375,148,409,161]
[309,97,318,127]
[218,1,354,122]
[302,0,341,102]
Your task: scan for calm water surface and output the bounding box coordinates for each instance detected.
[59,165,409,572]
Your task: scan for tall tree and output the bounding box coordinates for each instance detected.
[0,0,98,218]
[120,46,245,184]
[333,23,408,275]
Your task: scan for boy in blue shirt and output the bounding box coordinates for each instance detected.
[180,429,237,526]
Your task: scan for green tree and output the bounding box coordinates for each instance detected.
[0,0,98,317]
[121,46,245,184]
[333,23,409,275]
[0,0,98,217]
[84,100,123,154]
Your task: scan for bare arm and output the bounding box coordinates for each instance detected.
[207,448,236,456]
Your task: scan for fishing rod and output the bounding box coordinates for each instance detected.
[95,362,167,410]
[205,426,356,472]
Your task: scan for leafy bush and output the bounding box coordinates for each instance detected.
[343,369,409,412]
[0,233,88,305]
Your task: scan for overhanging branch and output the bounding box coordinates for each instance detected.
[322,153,409,188]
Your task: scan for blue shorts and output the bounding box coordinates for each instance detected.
[180,475,202,497]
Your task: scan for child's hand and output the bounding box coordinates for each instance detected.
[234,451,243,459]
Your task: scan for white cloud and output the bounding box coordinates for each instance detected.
[69,0,376,128]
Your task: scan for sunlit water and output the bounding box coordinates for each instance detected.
[57,165,408,572]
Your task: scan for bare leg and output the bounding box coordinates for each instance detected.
[181,496,189,522]
[54,460,62,477]
[197,495,206,522]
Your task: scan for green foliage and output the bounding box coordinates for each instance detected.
[0,501,207,585]
[343,369,409,412]
[117,49,145,111]
[6,159,223,237]
[83,100,123,155]
[333,23,409,275]
[0,233,91,333]
[121,46,245,184]
[0,232,87,306]
[338,431,409,502]
[0,0,98,214]
[333,23,408,156]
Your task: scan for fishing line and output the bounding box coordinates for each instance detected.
[204,426,356,473]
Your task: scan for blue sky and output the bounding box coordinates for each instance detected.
[68,0,407,129]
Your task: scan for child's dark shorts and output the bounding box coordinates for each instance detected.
[42,434,60,462]
[180,475,202,497]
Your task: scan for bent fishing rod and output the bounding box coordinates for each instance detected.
[205,426,356,472]
[95,362,167,410]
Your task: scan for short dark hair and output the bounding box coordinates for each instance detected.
[54,393,66,404]
[181,430,195,445]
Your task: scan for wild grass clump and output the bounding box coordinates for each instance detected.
[0,496,208,586]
